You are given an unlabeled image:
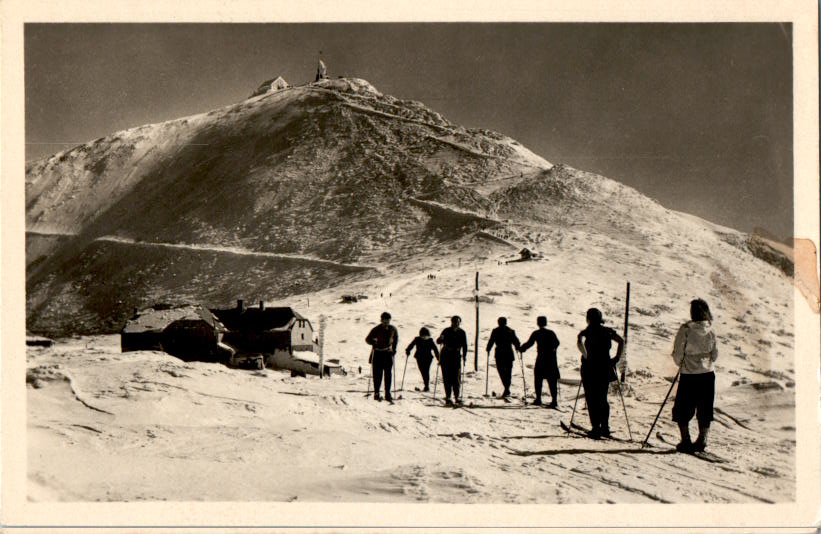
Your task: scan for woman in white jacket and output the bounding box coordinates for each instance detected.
[671,298,718,452]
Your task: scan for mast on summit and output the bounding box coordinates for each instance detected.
[315,51,328,81]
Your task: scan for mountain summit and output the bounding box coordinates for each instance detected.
[25,77,789,335]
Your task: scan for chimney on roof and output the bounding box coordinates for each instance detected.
[237,299,245,313]
[260,300,265,310]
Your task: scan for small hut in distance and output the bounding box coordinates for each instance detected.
[249,76,290,98]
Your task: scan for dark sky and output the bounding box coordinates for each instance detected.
[25,23,793,238]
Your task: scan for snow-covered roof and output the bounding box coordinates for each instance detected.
[122,305,225,334]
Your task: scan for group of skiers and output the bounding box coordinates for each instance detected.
[365,298,718,453]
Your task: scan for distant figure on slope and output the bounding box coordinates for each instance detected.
[436,316,468,405]
[671,299,719,453]
[486,317,521,398]
[406,327,440,392]
[577,308,623,439]
[365,312,398,402]
[315,59,328,82]
[520,316,560,407]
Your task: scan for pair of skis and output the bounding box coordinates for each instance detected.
[560,420,629,442]
[558,420,725,462]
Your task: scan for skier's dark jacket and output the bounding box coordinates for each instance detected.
[521,328,560,376]
[366,324,398,353]
[578,324,620,382]
[406,336,439,361]
[437,327,468,358]
[486,326,521,363]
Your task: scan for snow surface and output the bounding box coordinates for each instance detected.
[28,252,795,503]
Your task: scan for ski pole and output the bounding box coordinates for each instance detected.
[459,356,465,401]
[365,348,374,397]
[641,371,681,447]
[400,352,409,391]
[518,350,527,405]
[565,378,583,433]
[484,350,490,397]
[392,353,397,399]
[432,357,441,401]
[613,363,633,441]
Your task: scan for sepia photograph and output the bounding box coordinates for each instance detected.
[2,1,819,531]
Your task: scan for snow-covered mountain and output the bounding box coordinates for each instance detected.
[24,76,798,505]
[25,76,790,337]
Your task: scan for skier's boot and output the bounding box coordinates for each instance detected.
[532,397,542,406]
[693,425,710,452]
[676,422,693,453]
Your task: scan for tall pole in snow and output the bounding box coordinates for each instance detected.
[474,272,479,372]
[318,315,326,379]
[621,282,630,383]
[613,281,633,441]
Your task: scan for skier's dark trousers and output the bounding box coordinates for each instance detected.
[486,317,521,397]
[577,308,623,438]
[406,327,439,391]
[520,316,560,406]
[670,298,719,453]
[365,312,399,402]
[436,316,468,404]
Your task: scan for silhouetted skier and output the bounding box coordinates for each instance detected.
[405,327,439,391]
[486,317,521,398]
[520,316,560,407]
[577,308,623,438]
[365,312,398,402]
[436,316,468,405]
